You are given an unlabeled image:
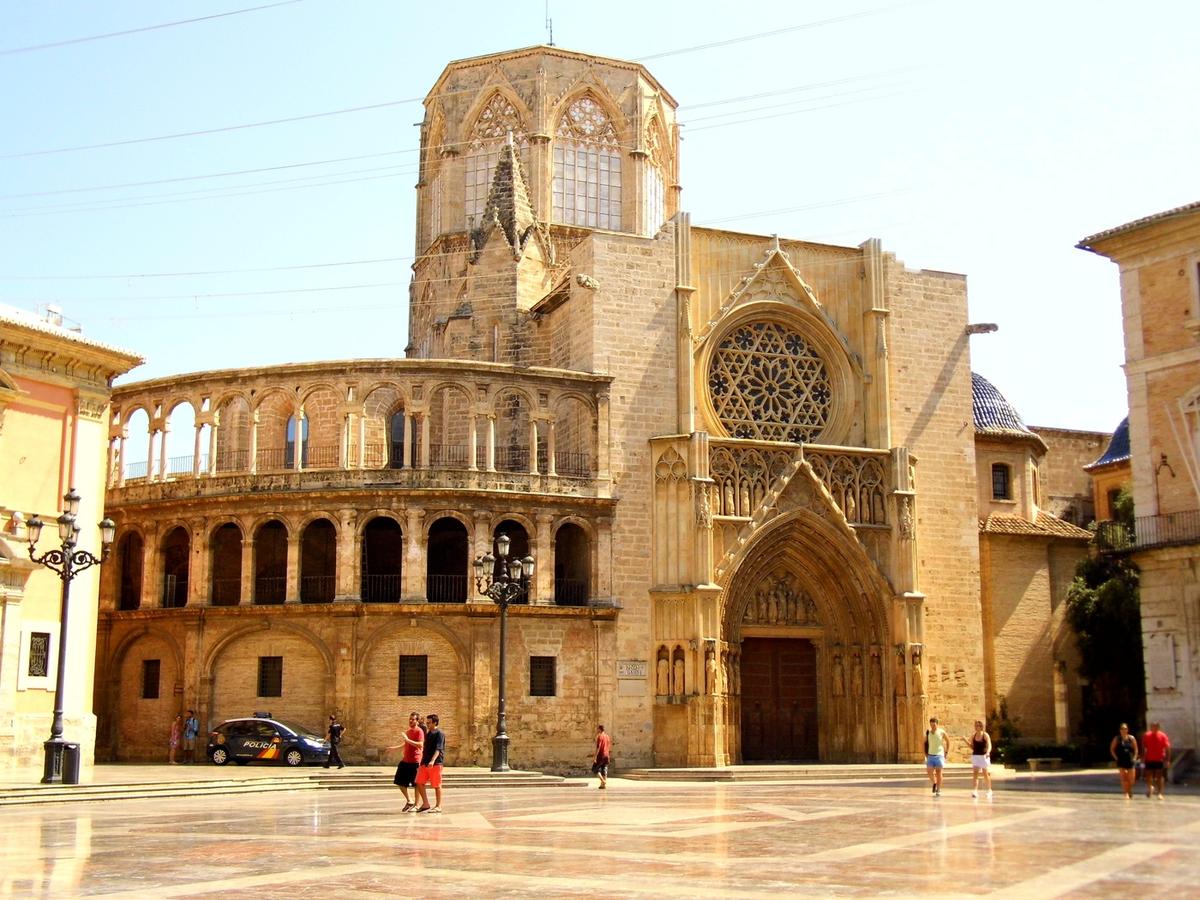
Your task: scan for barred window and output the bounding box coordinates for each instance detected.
[398,655,428,696]
[142,659,161,700]
[991,463,1012,501]
[257,656,283,698]
[28,632,50,678]
[529,656,556,697]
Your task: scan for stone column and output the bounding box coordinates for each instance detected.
[402,508,426,602]
[141,523,160,608]
[596,393,611,496]
[485,415,496,472]
[285,532,302,603]
[528,418,539,475]
[419,412,431,468]
[116,432,126,488]
[405,412,415,468]
[535,512,554,604]
[335,509,358,601]
[190,519,208,606]
[545,420,557,476]
[249,411,259,474]
[595,517,613,603]
[357,413,367,469]
[468,414,478,471]
[471,510,492,603]
[145,427,157,483]
[192,424,203,477]
[239,532,254,605]
[294,408,306,472]
[206,420,217,475]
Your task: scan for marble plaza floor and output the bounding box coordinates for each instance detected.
[2,775,1198,898]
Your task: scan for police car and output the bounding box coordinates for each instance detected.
[207,713,331,767]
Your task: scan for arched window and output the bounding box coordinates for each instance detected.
[643,118,666,234]
[210,523,242,606]
[493,520,530,604]
[285,415,309,468]
[553,95,621,230]
[361,517,403,602]
[554,523,590,606]
[427,517,468,603]
[300,519,337,603]
[389,409,407,469]
[254,520,288,604]
[117,532,144,610]
[464,93,528,228]
[160,527,190,608]
[991,463,1012,500]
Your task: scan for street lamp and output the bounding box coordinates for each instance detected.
[473,532,534,773]
[26,488,115,784]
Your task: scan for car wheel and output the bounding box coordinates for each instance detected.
[285,749,304,767]
[211,747,230,766]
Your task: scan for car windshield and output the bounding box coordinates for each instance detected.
[269,718,323,740]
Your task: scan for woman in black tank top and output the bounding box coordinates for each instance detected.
[969,720,993,799]
[1110,723,1140,799]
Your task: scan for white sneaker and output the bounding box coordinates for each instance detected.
[971,791,978,798]
[986,791,993,800]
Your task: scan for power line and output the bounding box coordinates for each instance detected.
[634,4,912,61]
[0,1,303,56]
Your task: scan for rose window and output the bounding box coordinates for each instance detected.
[708,321,832,442]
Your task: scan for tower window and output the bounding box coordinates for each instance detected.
[553,95,621,230]
[991,463,1012,500]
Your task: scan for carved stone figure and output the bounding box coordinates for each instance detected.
[656,656,670,696]
[832,653,845,697]
[672,657,685,696]
[851,651,864,697]
[705,649,717,695]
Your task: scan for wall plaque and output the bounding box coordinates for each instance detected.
[618,660,647,679]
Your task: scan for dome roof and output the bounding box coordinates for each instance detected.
[1086,416,1130,470]
[972,373,1039,439]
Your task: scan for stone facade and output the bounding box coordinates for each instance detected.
[0,306,141,776]
[1080,202,1200,749]
[92,45,1094,769]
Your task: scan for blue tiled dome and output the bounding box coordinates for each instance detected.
[1088,416,1130,468]
[971,373,1037,438]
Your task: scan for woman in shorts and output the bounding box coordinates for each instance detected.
[1109,722,1139,799]
[968,719,993,800]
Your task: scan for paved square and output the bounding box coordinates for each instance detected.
[2,777,1198,897]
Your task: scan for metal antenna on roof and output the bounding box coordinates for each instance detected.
[545,0,554,45]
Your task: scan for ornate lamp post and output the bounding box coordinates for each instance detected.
[25,488,115,784]
[473,532,534,773]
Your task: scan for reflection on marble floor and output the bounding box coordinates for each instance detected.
[2,781,1198,898]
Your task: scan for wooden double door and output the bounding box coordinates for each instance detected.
[740,637,819,761]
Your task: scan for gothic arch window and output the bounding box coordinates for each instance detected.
[464,93,528,228]
[643,117,666,234]
[553,94,621,230]
[708,320,833,442]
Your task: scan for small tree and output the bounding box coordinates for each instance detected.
[1066,490,1144,753]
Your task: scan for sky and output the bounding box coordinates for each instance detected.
[2,0,1198,436]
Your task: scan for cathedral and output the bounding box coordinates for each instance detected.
[88,45,1098,770]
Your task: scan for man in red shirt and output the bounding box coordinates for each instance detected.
[593,724,612,789]
[1141,722,1172,800]
[387,711,425,812]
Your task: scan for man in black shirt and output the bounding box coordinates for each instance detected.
[324,713,346,769]
[415,713,445,813]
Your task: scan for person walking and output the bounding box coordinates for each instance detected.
[415,713,445,813]
[593,724,612,789]
[325,713,346,769]
[1110,723,1139,799]
[387,711,425,812]
[183,710,200,764]
[168,713,183,764]
[967,719,993,800]
[1141,722,1171,799]
[924,716,949,796]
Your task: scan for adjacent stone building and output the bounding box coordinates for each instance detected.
[1080,201,1200,750]
[0,305,141,776]
[93,45,1097,769]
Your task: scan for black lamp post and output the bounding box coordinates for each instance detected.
[473,532,534,773]
[25,488,115,784]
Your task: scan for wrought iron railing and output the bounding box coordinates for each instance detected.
[300,575,336,603]
[430,444,470,467]
[1096,510,1200,552]
[554,578,589,606]
[361,573,402,602]
[253,576,287,604]
[210,577,241,606]
[427,573,467,603]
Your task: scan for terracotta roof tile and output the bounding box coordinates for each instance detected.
[980,512,1091,540]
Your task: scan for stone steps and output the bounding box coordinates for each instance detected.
[619,763,982,782]
[0,768,579,806]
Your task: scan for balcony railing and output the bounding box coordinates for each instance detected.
[1096,510,1200,552]
[554,578,589,606]
[300,575,336,603]
[361,573,402,602]
[427,573,467,603]
[254,576,286,604]
[210,577,241,606]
